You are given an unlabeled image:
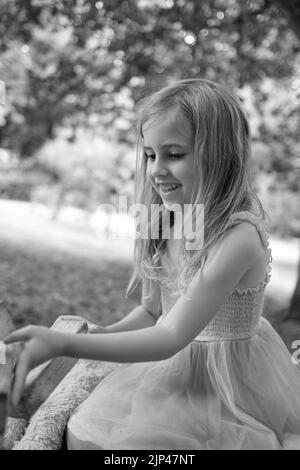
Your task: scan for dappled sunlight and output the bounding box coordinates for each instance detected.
[0,200,134,263]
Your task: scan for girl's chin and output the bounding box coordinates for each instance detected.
[162,200,183,212]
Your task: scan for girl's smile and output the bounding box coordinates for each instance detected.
[158,184,182,196]
[143,112,196,210]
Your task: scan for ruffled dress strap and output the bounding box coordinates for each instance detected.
[229,211,273,295]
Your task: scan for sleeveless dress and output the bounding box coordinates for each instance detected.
[67,211,300,450]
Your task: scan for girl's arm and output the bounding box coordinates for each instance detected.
[90,305,156,333]
[4,323,177,405]
[5,222,258,405]
[63,222,259,361]
[158,222,261,349]
[102,279,162,333]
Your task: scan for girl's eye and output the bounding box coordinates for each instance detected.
[169,153,184,159]
[144,152,184,160]
[144,153,155,160]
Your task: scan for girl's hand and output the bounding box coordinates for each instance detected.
[4,326,67,406]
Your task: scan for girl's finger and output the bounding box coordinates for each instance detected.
[11,354,29,406]
[4,326,33,344]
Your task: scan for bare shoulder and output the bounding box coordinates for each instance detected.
[205,221,268,290]
[207,221,263,264]
[231,220,267,262]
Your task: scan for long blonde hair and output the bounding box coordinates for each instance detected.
[126,78,267,298]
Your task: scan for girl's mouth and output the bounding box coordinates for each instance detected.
[159,184,182,196]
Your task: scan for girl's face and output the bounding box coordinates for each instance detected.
[143,112,196,211]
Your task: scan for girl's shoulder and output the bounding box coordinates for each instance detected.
[229,210,269,241]
[228,210,271,261]
[207,213,265,266]
[206,211,271,292]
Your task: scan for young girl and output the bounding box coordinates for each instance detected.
[5,79,300,450]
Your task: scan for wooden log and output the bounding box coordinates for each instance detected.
[1,314,117,449]
[9,316,88,420]
[3,418,27,450]
[5,315,120,450]
[13,359,120,450]
[0,301,16,450]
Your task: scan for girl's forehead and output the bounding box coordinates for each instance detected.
[142,111,193,146]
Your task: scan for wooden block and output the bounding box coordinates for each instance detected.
[9,315,88,420]
[0,301,16,450]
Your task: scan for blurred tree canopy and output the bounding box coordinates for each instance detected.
[274,0,300,40]
[0,0,299,155]
[0,0,298,218]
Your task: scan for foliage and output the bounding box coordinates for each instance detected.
[0,0,299,157]
[0,1,299,219]
[32,129,136,211]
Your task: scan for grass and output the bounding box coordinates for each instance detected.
[0,239,140,330]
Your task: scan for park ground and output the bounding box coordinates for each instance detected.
[0,200,299,346]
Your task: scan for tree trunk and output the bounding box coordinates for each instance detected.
[274,0,300,40]
[286,239,300,321]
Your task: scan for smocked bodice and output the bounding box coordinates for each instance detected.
[158,211,272,342]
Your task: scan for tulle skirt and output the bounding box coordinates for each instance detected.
[67,318,300,450]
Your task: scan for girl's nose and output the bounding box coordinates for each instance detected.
[150,157,168,178]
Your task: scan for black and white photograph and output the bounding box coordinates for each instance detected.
[0,0,300,452]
